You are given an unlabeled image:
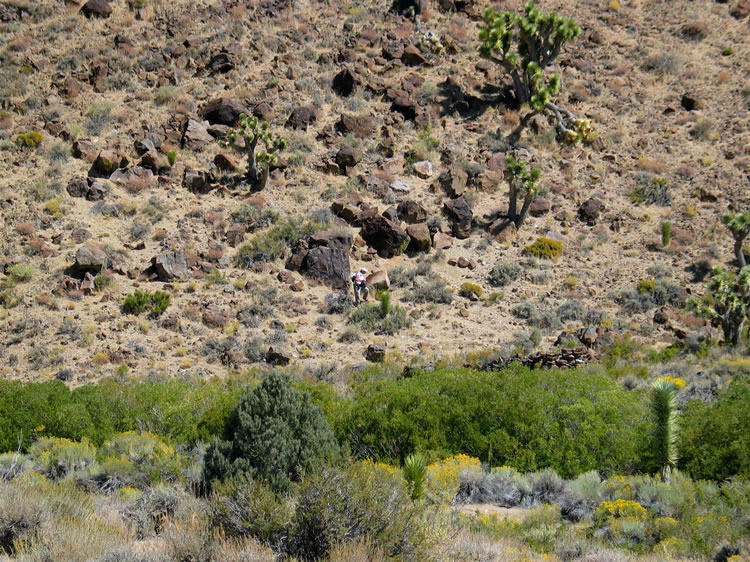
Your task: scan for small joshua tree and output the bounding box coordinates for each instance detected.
[223,113,287,191]
[689,265,750,346]
[722,210,750,268]
[650,379,679,484]
[478,1,592,143]
[504,155,540,229]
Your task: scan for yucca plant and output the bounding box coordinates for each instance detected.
[403,453,427,501]
[651,379,679,483]
[722,210,750,268]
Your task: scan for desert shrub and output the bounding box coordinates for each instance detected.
[425,454,482,505]
[84,101,114,135]
[523,237,562,259]
[615,279,685,314]
[47,140,69,163]
[681,378,750,480]
[99,431,183,489]
[286,461,430,561]
[121,290,171,318]
[235,214,332,267]
[6,263,33,283]
[488,262,522,287]
[210,476,293,545]
[123,483,189,539]
[334,365,650,477]
[347,301,411,335]
[403,278,453,304]
[512,302,561,331]
[631,176,672,206]
[232,204,280,231]
[324,291,354,314]
[153,85,178,105]
[202,371,339,493]
[459,282,483,299]
[456,466,531,506]
[15,131,43,148]
[243,337,266,363]
[526,468,568,507]
[28,437,97,479]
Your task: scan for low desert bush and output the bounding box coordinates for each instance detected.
[615,279,685,314]
[15,131,43,148]
[459,282,483,299]
[121,290,171,318]
[488,262,522,287]
[522,237,562,259]
[403,278,453,304]
[631,176,672,206]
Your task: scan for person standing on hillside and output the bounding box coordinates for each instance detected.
[351,267,369,306]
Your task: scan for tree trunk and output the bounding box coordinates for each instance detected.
[245,137,268,191]
[515,192,534,229]
[734,237,747,269]
[508,182,518,221]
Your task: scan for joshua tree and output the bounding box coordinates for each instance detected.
[722,210,750,268]
[504,155,540,229]
[689,265,750,346]
[223,113,287,191]
[650,379,679,484]
[478,1,593,143]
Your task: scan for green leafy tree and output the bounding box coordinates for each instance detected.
[722,210,750,268]
[504,155,541,229]
[202,372,339,493]
[478,1,590,142]
[689,265,750,346]
[222,113,287,191]
[650,379,679,483]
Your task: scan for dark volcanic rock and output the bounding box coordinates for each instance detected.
[443,197,473,239]
[200,98,250,126]
[286,106,317,130]
[81,0,112,18]
[360,216,410,258]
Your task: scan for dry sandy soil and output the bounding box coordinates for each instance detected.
[0,0,748,385]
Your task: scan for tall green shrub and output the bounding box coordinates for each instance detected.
[202,372,339,493]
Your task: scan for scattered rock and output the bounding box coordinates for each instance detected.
[74,244,108,274]
[335,146,362,171]
[390,95,417,120]
[730,0,749,19]
[406,223,431,252]
[413,160,433,178]
[309,230,353,251]
[80,271,96,294]
[72,139,97,161]
[365,343,386,362]
[207,50,234,74]
[438,166,468,198]
[360,216,410,258]
[225,223,246,247]
[443,197,473,239]
[152,251,189,281]
[286,106,317,130]
[433,231,453,249]
[366,270,390,290]
[93,150,125,175]
[402,44,428,66]
[182,119,214,149]
[390,180,413,193]
[681,94,703,111]
[203,304,229,328]
[382,42,405,60]
[489,218,517,242]
[382,207,399,222]
[578,198,605,225]
[529,197,551,217]
[336,113,377,139]
[214,153,238,171]
[183,168,214,194]
[140,151,168,173]
[71,228,91,243]
[397,199,427,223]
[109,166,155,188]
[81,0,112,18]
[200,98,250,126]
[267,347,291,366]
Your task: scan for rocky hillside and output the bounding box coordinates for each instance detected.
[0,0,748,384]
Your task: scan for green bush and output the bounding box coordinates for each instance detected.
[99,431,184,488]
[488,261,522,287]
[347,299,411,335]
[459,282,483,299]
[631,176,672,206]
[28,437,97,479]
[121,290,170,318]
[6,263,33,283]
[235,215,332,267]
[523,237,563,259]
[681,378,750,480]
[202,372,339,493]
[334,365,650,477]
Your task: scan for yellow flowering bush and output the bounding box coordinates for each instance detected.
[426,454,481,505]
[593,499,647,525]
[655,376,686,389]
[653,516,679,539]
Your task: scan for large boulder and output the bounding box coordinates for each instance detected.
[152,251,189,281]
[93,150,126,175]
[81,0,112,18]
[302,246,350,289]
[443,197,473,239]
[578,197,605,225]
[332,68,359,97]
[286,106,317,130]
[366,270,390,290]
[336,113,377,139]
[397,199,427,224]
[360,216,410,258]
[182,119,214,149]
[406,223,431,252]
[335,147,362,172]
[308,230,353,251]
[200,98,250,126]
[74,244,108,274]
[438,166,468,198]
[183,168,214,194]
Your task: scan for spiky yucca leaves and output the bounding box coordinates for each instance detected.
[222,113,287,191]
[651,379,679,483]
[722,211,750,268]
[479,1,582,139]
[403,453,427,501]
[504,155,541,229]
[689,266,750,346]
